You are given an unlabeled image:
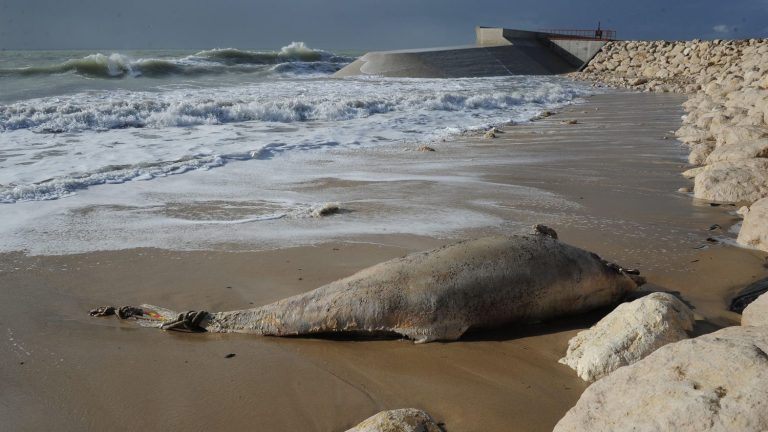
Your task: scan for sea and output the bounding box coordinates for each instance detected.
[0,43,594,254]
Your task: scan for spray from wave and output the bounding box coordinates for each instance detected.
[0,43,354,79]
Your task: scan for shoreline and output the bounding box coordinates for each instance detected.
[3,91,767,431]
[571,38,768,253]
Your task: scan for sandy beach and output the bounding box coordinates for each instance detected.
[3,91,767,431]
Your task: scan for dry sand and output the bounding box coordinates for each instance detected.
[2,92,767,431]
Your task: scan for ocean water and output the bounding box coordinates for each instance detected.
[0,43,594,254]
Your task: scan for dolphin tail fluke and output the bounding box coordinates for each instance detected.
[89,303,213,332]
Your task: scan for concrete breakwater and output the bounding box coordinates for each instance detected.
[334,27,608,78]
[573,38,768,252]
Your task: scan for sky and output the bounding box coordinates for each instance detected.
[1,0,767,51]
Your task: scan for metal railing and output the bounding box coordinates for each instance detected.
[538,29,617,41]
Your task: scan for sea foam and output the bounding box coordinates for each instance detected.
[0,75,593,203]
[0,80,584,133]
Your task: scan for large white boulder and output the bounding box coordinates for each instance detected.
[759,74,768,90]
[682,166,706,179]
[693,158,768,203]
[705,139,768,164]
[743,293,768,327]
[725,89,768,111]
[554,326,768,432]
[346,409,442,432]
[689,141,716,165]
[714,125,768,147]
[559,292,694,382]
[738,197,768,251]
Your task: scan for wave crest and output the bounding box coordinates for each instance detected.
[193,42,342,64]
[0,43,353,79]
[0,81,589,133]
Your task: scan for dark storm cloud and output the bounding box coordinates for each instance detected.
[0,0,766,50]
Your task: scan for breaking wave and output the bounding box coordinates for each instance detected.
[0,76,594,203]
[0,43,354,79]
[0,84,585,133]
[191,42,347,65]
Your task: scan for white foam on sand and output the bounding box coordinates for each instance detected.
[0,149,508,254]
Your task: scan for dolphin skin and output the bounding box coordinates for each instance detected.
[169,232,640,343]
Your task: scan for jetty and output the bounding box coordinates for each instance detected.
[334,27,615,78]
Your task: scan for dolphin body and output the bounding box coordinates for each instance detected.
[161,232,640,343]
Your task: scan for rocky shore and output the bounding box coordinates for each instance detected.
[572,38,768,252]
[361,40,768,432]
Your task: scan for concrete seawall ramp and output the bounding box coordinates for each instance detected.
[335,43,575,78]
[334,27,608,78]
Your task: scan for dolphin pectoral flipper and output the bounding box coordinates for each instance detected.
[396,323,470,344]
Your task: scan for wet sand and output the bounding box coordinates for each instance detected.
[2,92,767,431]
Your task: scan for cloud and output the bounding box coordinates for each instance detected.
[713,24,731,33]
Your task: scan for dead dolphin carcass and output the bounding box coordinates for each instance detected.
[104,229,643,343]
